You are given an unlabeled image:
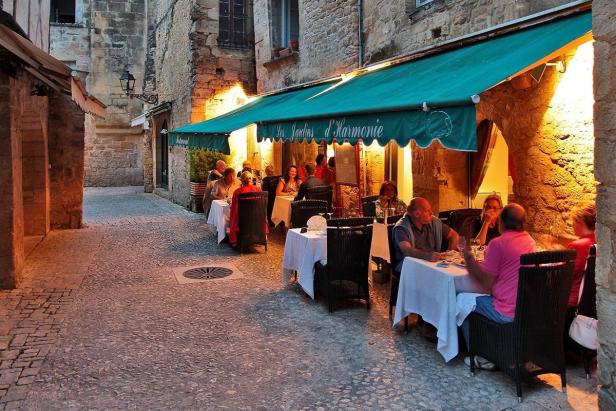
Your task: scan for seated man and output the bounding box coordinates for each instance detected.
[207,160,227,185]
[294,162,325,201]
[460,203,536,369]
[392,197,459,272]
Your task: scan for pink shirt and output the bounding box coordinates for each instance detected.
[482,230,536,318]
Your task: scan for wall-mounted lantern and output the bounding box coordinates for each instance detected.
[120,68,158,105]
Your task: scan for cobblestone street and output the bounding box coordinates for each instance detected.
[0,187,598,410]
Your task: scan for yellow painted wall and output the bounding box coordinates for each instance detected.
[474,130,509,207]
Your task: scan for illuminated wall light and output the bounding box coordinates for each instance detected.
[546,41,594,150]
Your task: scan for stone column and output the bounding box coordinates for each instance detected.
[48,93,86,229]
[0,72,25,289]
[593,1,616,409]
[21,99,50,236]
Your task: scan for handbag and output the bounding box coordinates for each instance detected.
[569,314,598,350]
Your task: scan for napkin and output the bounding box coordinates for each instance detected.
[306,215,327,231]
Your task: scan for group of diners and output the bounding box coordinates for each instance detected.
[275,153,336,200]
[390,194,596,369]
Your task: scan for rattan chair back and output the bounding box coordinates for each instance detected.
[361,195,379,217]
[261,175,281,223]
[237,191,268,251]
[306,185,333,209]
[290,199,328,228]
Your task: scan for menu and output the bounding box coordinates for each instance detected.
[334,143,358,185]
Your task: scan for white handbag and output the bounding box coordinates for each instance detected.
[569,314,598,350]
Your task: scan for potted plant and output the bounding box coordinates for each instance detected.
[288,38,299,52]
[272,47,284,59]
[188,149,230,212]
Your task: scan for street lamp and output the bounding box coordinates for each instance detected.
[120,68,158,105]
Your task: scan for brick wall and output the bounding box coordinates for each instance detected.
[592,1,616,408]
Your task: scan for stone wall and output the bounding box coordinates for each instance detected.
[48,94,86,229]
[477,43,595,245]
[49,0,148,187]
[0,71,24,289]
[147,0,256,207]
[592,1,616,408]
[253,0,359,92]
[364,0,573,64]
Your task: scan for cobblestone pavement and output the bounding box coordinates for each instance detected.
[0,187,598,410]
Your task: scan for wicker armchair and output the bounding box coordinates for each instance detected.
[237,191,268,254]
[306,186,333,210]
[290,199,328,228]
[361,195,379,217]
[327,217,374,227]
[261,175,281,224]
[386,214,408,331]
[315,225,373,312]
[468,249,576,401]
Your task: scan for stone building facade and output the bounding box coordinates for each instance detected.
[252,0,592,243]
[50,0,148,187]
[592,1,616,408]
[143,0,256,206]
[0,2,104,288]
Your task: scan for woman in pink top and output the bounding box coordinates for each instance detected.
[566,204,596,308]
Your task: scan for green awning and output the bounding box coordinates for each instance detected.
[171,10,591,153]
[257,11,591,151]
[169,82,335,154]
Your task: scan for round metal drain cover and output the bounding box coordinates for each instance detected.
[183,266,233,280]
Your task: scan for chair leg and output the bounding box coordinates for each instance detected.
[469,353,476,377]
[561,371,567,393]
[404,317,408,333]
[515,365,523,402]
[583,350,591,380]
[389,304,393,319]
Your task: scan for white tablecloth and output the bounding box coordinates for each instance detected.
[207,199,231,243]
[393,257,485,362]
[369,222,390,262]
[271,195,295,227]
[281,228,327,299]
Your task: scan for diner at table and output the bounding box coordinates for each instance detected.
[228,171,266,247]
[211,167,239,201]
[375,181,407,218]
[470,194,503,245]
[458,203,535,369]
[294,163,325,201]
[276,165,301,196]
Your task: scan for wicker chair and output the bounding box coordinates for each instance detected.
[468,249,576,401]
[306,186,333,210]
[386,214,408,331]
[576,245,597,379]
[261,175,281,224]
[327,217,374,227]
[361,195,379,217]
[290,199,328,228]
[237,191,268,254]
[315,225,373,312]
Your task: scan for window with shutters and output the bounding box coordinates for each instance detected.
[219,0,248,48]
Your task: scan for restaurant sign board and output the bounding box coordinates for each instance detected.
[257,105,478,152]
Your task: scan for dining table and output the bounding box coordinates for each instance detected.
[271,195,295,227]
[393,256,485,362]
[207,199,231,243]
[282,225,380,299]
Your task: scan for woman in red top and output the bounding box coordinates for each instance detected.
[567,203,596,307]
[228,171,264,246]
[314,153,327,179]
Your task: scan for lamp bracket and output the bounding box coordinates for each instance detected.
[129,92,158,105]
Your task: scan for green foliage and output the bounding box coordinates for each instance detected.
[188,149,230,183]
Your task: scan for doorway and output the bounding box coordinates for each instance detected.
[470,120,510,207]
[160,121,169,189]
